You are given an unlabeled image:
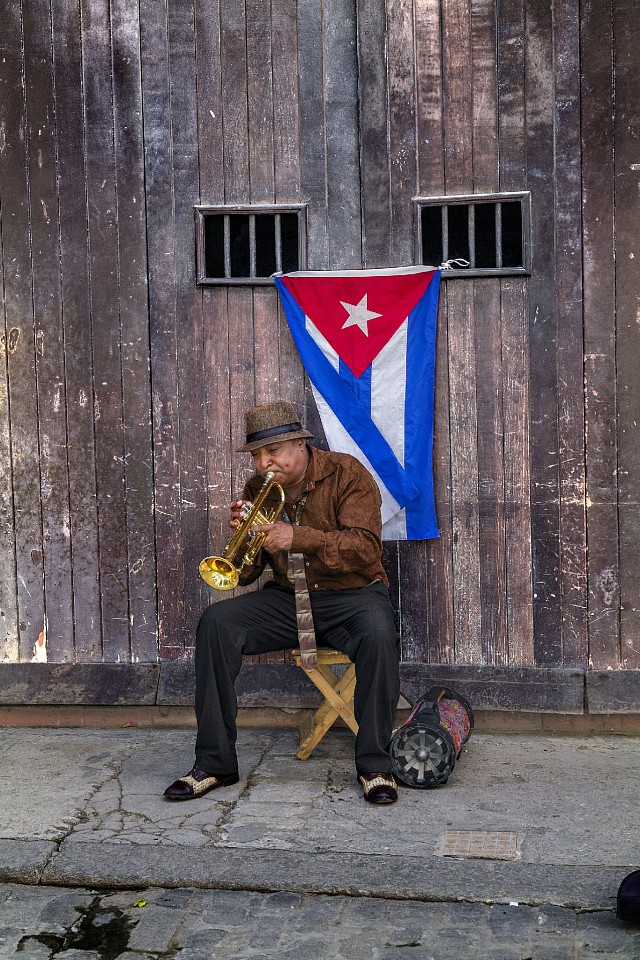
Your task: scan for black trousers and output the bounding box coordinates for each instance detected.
[194,581,400,776]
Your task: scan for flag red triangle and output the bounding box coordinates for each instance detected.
[281,270,436,377]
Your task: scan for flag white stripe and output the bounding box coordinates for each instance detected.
[382,507,407,540]
[311,386,403,527]
[371,319,407,467]
[306,316,340,371]
[306,317,403,530]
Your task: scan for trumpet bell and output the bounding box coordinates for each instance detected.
[198,556,239,591]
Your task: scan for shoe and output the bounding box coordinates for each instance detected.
[357,771,398,805]
[164,766,240,800]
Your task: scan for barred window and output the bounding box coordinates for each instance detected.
[195,205,306,285]
[415,192,531,278]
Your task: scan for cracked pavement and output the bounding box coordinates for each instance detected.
[1,727,640,956]
[1,726,640,950]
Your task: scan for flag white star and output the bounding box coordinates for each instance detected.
[340,294,383,337]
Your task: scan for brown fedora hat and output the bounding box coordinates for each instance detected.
[237,400,313,452]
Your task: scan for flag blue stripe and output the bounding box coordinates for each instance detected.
[403,272,440,538]
[275,278,420,506]
[340,359,372,410]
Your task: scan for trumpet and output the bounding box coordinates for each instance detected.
[198,471,286,591]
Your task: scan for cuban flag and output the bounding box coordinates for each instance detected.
[274,266,440,541]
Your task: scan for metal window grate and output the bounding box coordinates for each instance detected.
[415,192,531,278]
[195,205,306,285]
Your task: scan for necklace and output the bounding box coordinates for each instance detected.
[283,494,308,527]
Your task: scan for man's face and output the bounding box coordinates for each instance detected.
[250,439,308,489]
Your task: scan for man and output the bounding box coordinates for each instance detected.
[164,400,401,805]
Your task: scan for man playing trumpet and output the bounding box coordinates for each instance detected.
[164,400,401,805]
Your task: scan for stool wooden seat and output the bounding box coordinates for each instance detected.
[291,647,358,760]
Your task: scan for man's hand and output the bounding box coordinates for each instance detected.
[229,500,251,529]
[252,520,294,552]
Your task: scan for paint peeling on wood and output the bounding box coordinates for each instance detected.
[7,329,20,354]
[31,628,47,662]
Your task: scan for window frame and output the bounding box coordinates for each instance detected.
[194,203,307,286]
[413,191,532,278]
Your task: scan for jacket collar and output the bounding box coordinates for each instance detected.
[301,445,336,492]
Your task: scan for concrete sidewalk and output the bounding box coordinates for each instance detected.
[0,725,638,912]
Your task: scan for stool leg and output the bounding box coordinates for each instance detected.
[296,665,358,760]
[311,665,358,732]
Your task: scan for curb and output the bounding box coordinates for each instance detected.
[0,838,619,911]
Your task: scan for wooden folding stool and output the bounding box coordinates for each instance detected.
[291,647,359,760]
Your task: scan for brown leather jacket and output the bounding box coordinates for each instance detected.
[241,445,388,590]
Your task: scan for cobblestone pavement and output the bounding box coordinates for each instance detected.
[1,882,639,960]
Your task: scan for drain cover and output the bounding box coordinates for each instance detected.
[442,830,520,860]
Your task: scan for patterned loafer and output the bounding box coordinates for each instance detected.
[163,766,239,801]
[357,772,398,805]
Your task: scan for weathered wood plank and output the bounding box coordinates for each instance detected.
[471,0,507,666]
[158,660,322,707]
[496,0,534,665]
[254,286,281,404]
[356,0,390,267]
[158,660,585,712]
[500,280,534,665]
[471,0,499,190]
[111,0,158,660]
[277,297,307,417]
[399,663,585,713]
[272,0,301,200]
[496,0,527,189]
[442,0,482,664]
[446,283,483,663]
[398,539,428,662]
[0,12,20,661]
[586,504,619,665]
[424,325,454,669]
[228,288,257,492]
[415,0,444,194]
[170,0,210,645]
[298,0,329,268]
[195,0,224,199]
[442,0,472,184]
[612,0,640,668]
[619,506,640,669]
[475,279,508,666]
[195,0,230,622]
[554,0,587,668]
[587,670,640,713]
[0,6,46,662]
[271,0,304,430]
[0,247,18,659]
[52,0,102,662]
[325,0,361,268]
[141,0,183,658]
[0,663,159,705]
[387,0,415,266]
[414,0,454,664]
[525,0,561,665]
[246,0,275,202]
[202,285,232,628]
[81,0,130,661]
[386,0,422,658]
[22,0,75,662]
[221,0,250,203]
